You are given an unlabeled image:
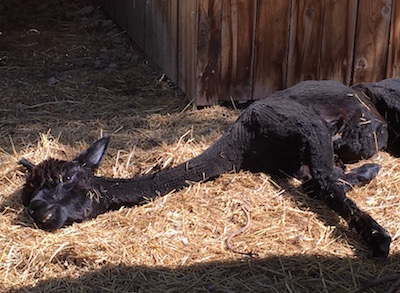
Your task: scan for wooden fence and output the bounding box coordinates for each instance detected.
[100,0,400,106]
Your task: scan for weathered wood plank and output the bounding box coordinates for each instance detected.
[103,0,128,30]
[387,0,400,78]
[287,0,324,87]
[220,0,256,102]
[319,0,357,85]
[126,0,146,49]
[170,0,178,82]
[252,0,291,99]
[353,0,392,83]
[177,0,198,101]
[144,0,178,82]
[196,0,223,106]
[99,0,111,15]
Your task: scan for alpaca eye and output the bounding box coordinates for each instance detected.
[63,175,73,183]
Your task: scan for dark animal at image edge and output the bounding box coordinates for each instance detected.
[20,79,400,259]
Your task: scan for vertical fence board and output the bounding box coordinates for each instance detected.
[253,0,291,99]
[126,0,146,49]
[220,0,256,102]
[287,0,324,87]
[353,0,392,84]
[100,0,112,15]
[102,0,128,30]
[144,0,178,81]
[100,0,125,27]
[170,0,178,83]
[177,0,198,100]
[115,1,129,29]
[196,0,223,105]
[387,0,400,78]
[320,0,357,85]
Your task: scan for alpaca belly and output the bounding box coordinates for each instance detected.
[242,134,303,175]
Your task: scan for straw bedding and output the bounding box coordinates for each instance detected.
[1,1,399,292]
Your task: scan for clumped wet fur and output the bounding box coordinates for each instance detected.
[21,79,400,258]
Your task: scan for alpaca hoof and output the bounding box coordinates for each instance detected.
[351,163,381,183]
[349,212,391,259]
[371,231,391,259]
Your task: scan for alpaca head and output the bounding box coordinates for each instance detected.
[352,78,400,155]
[19,136,110,230]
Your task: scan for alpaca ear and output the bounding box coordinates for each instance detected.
[19,158,36,173]
[74,136,110,170]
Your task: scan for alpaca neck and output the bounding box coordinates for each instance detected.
[91,121,254,215]
[92,141,241,213]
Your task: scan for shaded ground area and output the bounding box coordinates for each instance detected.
[1,0,232,152]
[1,1,400,292]
[8,255,400,293]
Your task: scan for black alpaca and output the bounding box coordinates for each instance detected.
[20,78,400,258]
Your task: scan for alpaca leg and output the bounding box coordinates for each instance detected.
[250,102,390,256]
[299,163,382,194]
[338,163,381,192]
[303,130,391,258]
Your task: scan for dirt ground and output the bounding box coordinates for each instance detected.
[1,0,400,292]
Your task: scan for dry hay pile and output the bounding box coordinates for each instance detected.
[1,1,400,292]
